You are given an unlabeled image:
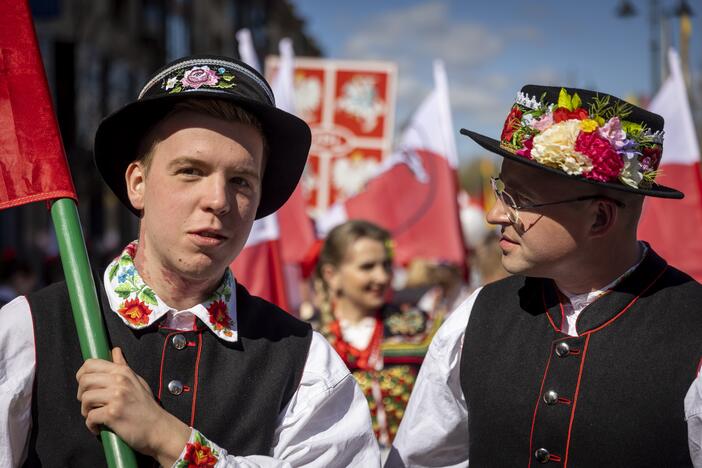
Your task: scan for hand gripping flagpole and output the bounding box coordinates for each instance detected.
[52,199,139,467]
[1,1,137,466]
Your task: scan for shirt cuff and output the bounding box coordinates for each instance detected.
[173,429,226,467]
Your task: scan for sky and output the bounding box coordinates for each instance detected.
[291,0,702,162]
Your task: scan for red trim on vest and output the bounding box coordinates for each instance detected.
[190,331,204,427]
[157,332,178,400]
[564,333,591,467]
[581,265,668,336]
[696,357,702,378]
[528,345,555,467]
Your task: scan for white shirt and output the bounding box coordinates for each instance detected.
[0,292,381,468]
[387,287,702,468]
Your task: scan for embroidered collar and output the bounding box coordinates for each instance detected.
[103,241,238,342]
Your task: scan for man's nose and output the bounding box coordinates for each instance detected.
[203,177,231,215]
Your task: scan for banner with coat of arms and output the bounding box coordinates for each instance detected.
[265,57,397,217]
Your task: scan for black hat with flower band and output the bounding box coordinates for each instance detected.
[460,84,683,199]
[94,55,312,219]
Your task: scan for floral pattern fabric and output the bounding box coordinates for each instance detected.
[164,65,236,94]
[175,430,222,468]
[104,241,237,341]
[321,304,438,447]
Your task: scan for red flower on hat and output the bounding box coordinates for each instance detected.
[500,106,523,143]
[181,66,219,90]
[118,298,152,326]
[641,146,662,172]
[516,136,534,159]
[553,107,589,123]
[574,131,623,182]
[207,300,231,331]
[183,441,218,467]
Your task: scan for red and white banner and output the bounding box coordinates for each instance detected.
[265,57,397,216]
[317,60,465,267]
[638,48,702,281]
[230,30,291,309]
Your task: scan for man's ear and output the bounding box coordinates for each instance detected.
[125,162,146,211]
[589,199,618,237]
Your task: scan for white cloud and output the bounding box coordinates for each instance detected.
[344,2,503,68]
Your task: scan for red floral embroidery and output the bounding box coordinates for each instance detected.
[183,441,218,467]
[124,242,138,259]
[207,300,231,330]
[118,298,152,326]
[553,107,589,123]
[500,106,523,143]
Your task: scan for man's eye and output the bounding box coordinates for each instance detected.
[231,177,250,188]
[178,167,201,176]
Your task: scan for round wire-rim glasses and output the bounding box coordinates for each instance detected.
[490,177,626,225]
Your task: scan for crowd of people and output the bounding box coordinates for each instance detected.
[1,53,701,468]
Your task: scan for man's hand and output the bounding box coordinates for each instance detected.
[76,347,192,466]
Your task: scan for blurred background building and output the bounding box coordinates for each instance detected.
[0,0,321,285]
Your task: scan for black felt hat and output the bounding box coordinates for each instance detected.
[460,84,683,199]
[94,55,311,218]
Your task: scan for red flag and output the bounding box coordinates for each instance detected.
[0,1,76,209]
[318,60,465,266]
[230,215,289,310]
[638,49,702,281]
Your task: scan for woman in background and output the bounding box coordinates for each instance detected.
[314,220,439,450]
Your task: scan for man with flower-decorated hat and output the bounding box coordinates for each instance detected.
[387,85,702,467]
[0,56,380,466]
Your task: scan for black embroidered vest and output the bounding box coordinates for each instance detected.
[460,248,702,467]
[24,280,312,467]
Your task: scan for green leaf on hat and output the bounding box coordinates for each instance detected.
[571,93,582,110]
[558,88,572,110]
[222,73,235,82]
[215,81,236,89]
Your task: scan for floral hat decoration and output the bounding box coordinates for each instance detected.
[94,55,312,219]
[460,85,683,199]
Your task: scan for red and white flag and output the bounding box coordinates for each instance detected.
[638,48,702,281]
[318,60,465,266]
[230,30,290,309]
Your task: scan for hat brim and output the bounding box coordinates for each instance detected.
[95,90,311,219]
[460,128,684,199]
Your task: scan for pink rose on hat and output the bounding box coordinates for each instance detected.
[181,66,219,89]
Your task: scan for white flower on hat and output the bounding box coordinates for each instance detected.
[165,77,178,91]
[619,154,643,188]
[531,120,593,175]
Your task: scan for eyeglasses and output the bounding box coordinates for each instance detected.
[490,177,626,225]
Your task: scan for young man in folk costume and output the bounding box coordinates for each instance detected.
[387,85,702,467]
[0,56,380,467]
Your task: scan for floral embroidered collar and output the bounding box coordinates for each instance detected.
[103,241,238,342]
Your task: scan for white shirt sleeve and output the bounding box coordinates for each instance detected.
[173,331,381,467]
[385,288,482,468]
[685,364,702,467]
[0,296,36,468]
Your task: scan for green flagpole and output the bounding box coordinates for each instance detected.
[51,198,138,468]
